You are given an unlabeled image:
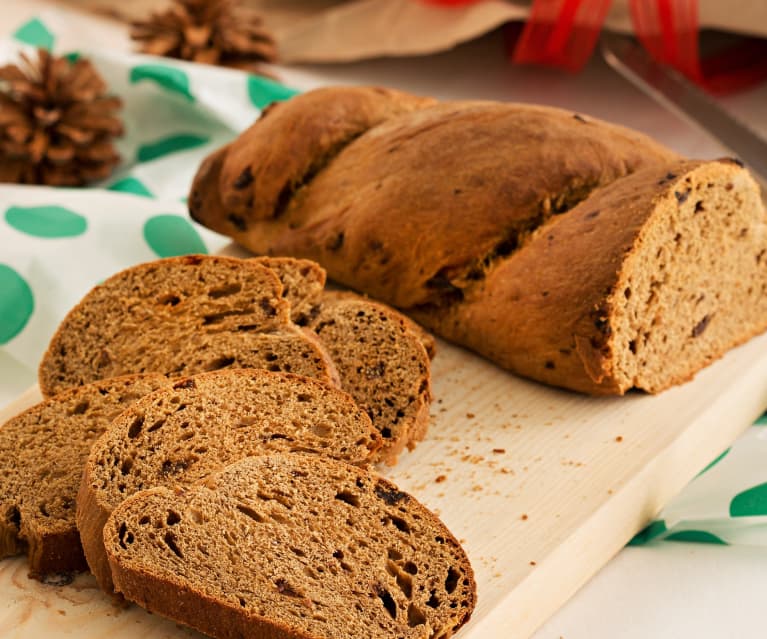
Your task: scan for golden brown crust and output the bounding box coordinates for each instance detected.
[188,87,767,395]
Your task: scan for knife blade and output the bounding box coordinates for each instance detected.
[600,32,767,188]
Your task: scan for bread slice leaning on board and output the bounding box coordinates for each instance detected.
[0,374,169,577]
[189,86,767,395]
[104,453,476,639]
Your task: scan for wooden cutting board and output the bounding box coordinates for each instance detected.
[2,331,767,639]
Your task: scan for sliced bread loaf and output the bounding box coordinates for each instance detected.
[77,368,380,593]
[105,453,476,639]
[38,255,338,397]
[0,374,169,578]
[306,293,432,466]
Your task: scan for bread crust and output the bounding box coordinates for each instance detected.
[188,87,767,394]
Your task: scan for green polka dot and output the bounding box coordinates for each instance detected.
[697,447,730,476]
[108,177,154,198]
[247,74,299,109]
[0,264,34,344]
[13,18,54,50]
[143,215,207,258]
[627,519,667,546]
[730,482,767,517]
[130,64,194,102]
[754,413,767,426]
[5,205,87,238]
[137,134,210,163]
[665,530,728,545]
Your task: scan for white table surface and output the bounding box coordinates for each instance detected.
[2,3,767,638]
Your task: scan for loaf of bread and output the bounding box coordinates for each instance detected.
[38,255,338,397]
[189,86,767,394]
[77,369,380,592]
[104,453,476,639]
[0,374,168,577]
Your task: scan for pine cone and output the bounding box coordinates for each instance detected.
[0,49,123,187]
[131,0,278,75]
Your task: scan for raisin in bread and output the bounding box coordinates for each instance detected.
[188,87,767,395]
[0,374,168,577]
[38,255,338,396]
[77,369,380,592]
[105,454,476,639]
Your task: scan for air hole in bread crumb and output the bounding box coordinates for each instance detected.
[118,523,128,549]
[335,490,360,507]
[163,532,183,558]
[71,400,89,415]
[166,511,181,526]
[408,604,426,627]
[127,416,144,439]
[236,504,265,523]
[426,591,440,608]
[120,458,133,475]
[208,282,242,298]
[377,588,397,620]
[389,516,410,534]
[157,294,180,306]
[139,515,150,525]
[445,567,460,594]
[206,356,236,371]
[147,418,165,433]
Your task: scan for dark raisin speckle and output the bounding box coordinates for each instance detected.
[692,314,711,337]
[675,190,690,204]
[227,213,247,232]
[375,484,408,505]
[233,167,253,190]
[572,114,587,123]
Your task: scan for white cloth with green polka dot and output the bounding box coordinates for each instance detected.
[2,12,767,550]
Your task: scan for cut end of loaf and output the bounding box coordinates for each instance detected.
[610,160,767,393]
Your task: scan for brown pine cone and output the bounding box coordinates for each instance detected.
[131,0,277,75]
[0,49,123,187]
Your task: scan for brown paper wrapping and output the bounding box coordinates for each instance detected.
[64,0,767,64]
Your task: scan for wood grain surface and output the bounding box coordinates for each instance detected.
[2,325,767,639]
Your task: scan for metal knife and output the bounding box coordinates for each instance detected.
[600,32,767,188]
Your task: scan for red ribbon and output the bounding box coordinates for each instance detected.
[419,0,767,93]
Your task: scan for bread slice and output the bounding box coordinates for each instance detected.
[0,374,169,578]
[307,293,432,465]
[38,255,338,397]
[77,369,380,593]
[251,256,326,325]
[105,454,476,639]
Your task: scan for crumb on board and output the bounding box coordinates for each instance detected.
[466,412,475,419]
[492,448,506,454]
[471,484,483,492]
[520,513,528,521]
[529,560,537,566]
[435,474,447,483]
[615,435,624,442]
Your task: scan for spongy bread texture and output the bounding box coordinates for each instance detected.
[38,255,338,397]
[105,454,476,639]
[308,293,432,466]
[77,368,380,593]
[0,374,168,577]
